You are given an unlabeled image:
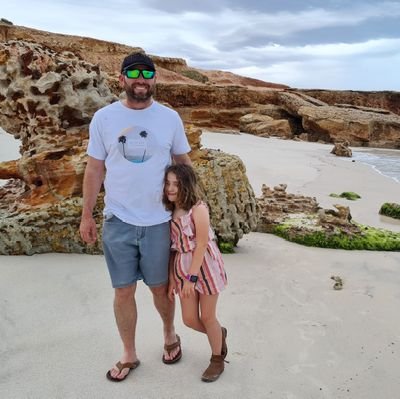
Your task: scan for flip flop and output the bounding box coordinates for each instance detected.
[162,334,182,364]
[106,360,140,382]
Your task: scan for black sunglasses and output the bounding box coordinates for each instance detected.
[123,69,155,79]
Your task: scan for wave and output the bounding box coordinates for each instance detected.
[351,148,400,184]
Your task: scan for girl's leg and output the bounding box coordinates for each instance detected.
[199,294,222,355]
[180,290,206,333]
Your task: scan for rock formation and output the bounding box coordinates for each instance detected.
[0,40,257,254]
[239,113,292,138]
[278,91,400,147]
[255,183,360,236]
[234,91,400,147]
[255,183,357,234]
[3,24,400,148]
[331,141,352,157]
[255,184,320,233]
[299,89,400,116]
[255,184,400,251]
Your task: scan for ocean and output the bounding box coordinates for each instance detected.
[350,148,400,184]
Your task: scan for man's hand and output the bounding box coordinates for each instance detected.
[167,278,177,302]
[79,215,98,244]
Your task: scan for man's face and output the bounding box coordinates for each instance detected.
[120,65,156,102]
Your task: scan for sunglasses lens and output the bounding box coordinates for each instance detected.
[141,70,155,79]
[125,69,155,79]
[125,69,140,78]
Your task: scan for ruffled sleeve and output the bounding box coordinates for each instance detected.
[180,213,194,238]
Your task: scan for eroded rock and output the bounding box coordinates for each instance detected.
[331,141,352,157]
[279,91,400,147]
[0,41,257,254]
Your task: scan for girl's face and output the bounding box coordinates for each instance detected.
[165,172,179,203]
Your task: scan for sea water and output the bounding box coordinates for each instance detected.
[351,148,400,184]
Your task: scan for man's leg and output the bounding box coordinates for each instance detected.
[150,284,181,361]
[102,216,142,380]
[140,222,181,362]
[109,283,139,379]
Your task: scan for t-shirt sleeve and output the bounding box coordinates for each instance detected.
[87,113,107,160]
[171,114,191,155]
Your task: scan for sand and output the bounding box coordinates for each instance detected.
[1,131,400,399]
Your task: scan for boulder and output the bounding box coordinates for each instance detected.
[331,141,352,157]
[239,114,293,138]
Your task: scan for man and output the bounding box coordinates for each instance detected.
[79,52,191,382]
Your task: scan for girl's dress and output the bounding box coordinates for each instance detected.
[170,202,227,295]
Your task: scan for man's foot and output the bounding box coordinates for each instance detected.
[106,360,140,382]
[162,334,182,364]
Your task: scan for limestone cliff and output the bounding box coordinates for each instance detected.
[2,24,399,147]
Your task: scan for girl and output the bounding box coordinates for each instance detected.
[163,164,228,382]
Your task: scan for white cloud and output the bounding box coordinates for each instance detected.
[2,0,400,90]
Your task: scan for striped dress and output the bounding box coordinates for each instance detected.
[170,203,227,295]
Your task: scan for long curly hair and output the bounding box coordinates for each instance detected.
[163,164,203,211]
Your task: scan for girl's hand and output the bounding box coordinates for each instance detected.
[167,279,177,302]
[180,280,196,298]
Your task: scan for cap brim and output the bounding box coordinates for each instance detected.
[122,62,155,71]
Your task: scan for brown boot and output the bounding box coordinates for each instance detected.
[221,327,228,359]
[201,354,225,382]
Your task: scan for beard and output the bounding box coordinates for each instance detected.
[125,82,155,102]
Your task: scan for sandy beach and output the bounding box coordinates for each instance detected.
[1,131,400,398]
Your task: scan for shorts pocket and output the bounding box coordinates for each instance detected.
[104,213,117,222]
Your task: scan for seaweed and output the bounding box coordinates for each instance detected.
[379,202,400,220]
[273,223,400,251]
[329,192,361,201]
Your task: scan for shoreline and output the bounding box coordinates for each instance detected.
[202,132,400,232]
[351,147,400,184]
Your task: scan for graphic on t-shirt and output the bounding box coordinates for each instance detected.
[117,126,157,163]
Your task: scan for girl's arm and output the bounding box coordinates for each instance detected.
[188,204,210,275]
[181,204,209,298]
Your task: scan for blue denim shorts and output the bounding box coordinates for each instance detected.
[102,215,170,288]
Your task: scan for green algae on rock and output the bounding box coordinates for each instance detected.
[257,184,400,251]
[273,222,400,251]
[379,202,400,220]
[218,241,235,254]
[329,192,361,201]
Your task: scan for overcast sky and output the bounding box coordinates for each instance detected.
[2,0,400,90]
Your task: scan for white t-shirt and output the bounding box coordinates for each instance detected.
[87,100,191,226]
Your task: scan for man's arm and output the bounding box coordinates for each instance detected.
[79,156,105,244]
[172,153,192,165]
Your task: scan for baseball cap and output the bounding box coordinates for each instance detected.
[121,52,155,72]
